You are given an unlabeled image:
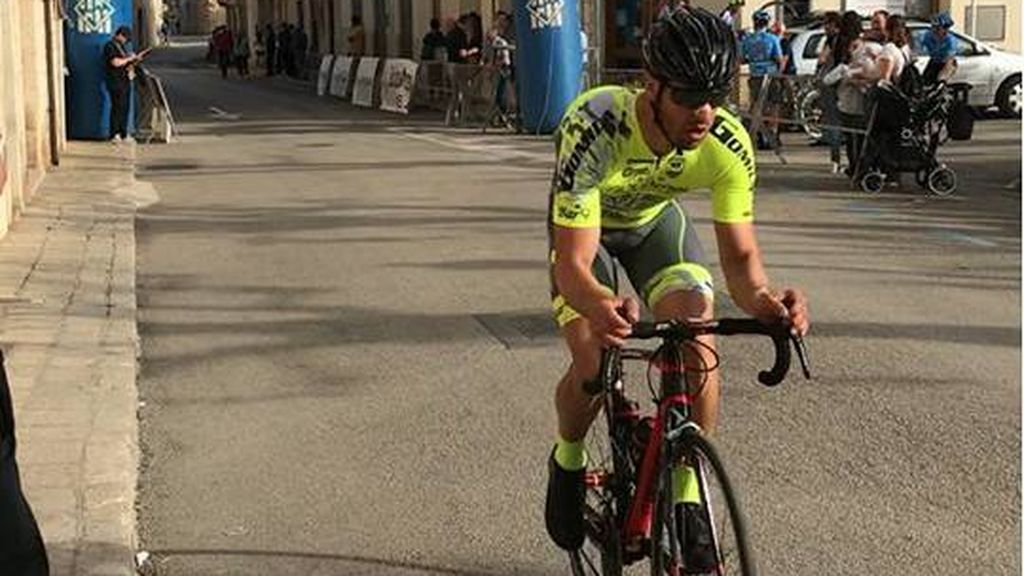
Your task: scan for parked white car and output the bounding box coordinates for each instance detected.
[787,22,1023,116]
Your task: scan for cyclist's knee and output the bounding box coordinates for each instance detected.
[652,288,714,322]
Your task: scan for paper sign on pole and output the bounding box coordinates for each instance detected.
[351,57,380,107]
[316,55,335,96]
[329,56,354,98]
[379,59,420,114]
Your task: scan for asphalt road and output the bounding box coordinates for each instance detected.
[135,43,1021,575]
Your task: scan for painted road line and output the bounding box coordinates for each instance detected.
[396,130,551,166]
[929,230,999,247]
[208,106,242,120]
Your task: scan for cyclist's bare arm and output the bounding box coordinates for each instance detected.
[553,226,637,346]
[714,221,809,335]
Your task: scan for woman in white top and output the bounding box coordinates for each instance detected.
[877,15,913,84]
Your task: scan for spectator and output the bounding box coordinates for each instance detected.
[833,10,882,176]
[421,18,447,61]
[348,15,365,57]
[463,12,483,64]
[213,25,234,78]
[446,14,469,64]
[816,11,844,173]
[878,15,912,84]
[719,0,743,30]
[921,11,957,84]
[277,23,292,76]
[264,24,277,76]
[234,32,251,77]
[487,11,514,115]
[866,9,889,43]
[742,10,786,149]
[103,25,141,142]
[0,149,49,572]
[293,24,308,78]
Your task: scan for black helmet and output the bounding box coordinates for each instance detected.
[643,7,738,95]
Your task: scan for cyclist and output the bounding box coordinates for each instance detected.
[921,12,958,85]
[741,10,787,150]
[544,6,810,571]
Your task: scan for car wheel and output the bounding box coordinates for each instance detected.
[996,75,1021,118]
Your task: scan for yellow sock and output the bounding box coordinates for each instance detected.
[673,465,701,505]
[554,436,587,471]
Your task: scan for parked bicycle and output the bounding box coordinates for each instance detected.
[568,318,811,576]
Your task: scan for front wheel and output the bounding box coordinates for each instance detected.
[650,433,756,575]
[570,399,625,576]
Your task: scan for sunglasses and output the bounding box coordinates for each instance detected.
[665,86,730,108]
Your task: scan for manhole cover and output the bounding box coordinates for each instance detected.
[473,312,557,349]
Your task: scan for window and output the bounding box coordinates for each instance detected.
[964,5,1006,42]
[951,32,980,56]
[802,32,824,60]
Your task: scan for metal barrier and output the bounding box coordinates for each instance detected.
[402,63,859,151]
[136,66,177,143]
[413,62,519,130]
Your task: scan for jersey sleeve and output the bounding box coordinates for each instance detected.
[709,115,756,224]
[551,94,621,228]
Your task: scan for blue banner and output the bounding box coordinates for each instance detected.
[65,0,136,139]
[513,0,583,134]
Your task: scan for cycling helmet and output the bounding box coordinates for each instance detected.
[643,7,739,95]
[753,10,771,26]
[931,11,953,29]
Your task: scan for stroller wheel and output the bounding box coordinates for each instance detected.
[861,171,886,194]
[927,166,957,196]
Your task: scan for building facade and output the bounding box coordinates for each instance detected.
[0,0,66,239]
[231,0,1017,74]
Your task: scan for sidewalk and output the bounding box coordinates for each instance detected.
[1,141,148,575]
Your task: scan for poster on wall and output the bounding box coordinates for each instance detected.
[351,57,379,108]
[329,56,354,98]
[316,55,336,96]
[379,59,420,114]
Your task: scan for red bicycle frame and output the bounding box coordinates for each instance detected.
[622,345,691,546]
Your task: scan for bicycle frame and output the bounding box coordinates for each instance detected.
[612,338,696,546]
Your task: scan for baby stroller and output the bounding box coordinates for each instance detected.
[854,76,972,196]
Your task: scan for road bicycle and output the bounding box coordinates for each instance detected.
[568,318,811,576]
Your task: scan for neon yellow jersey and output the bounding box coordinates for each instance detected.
[551,86,756,229]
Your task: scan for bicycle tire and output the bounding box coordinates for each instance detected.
[650,433,757,576]
[569,399,625,576]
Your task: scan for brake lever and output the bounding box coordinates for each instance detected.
[791,333,812,380]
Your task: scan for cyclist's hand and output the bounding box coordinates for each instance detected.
[754,288,809,337]
[590,296,639,347]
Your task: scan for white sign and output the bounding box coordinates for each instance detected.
[316,55,335,96]
[527,0,564,30]
[379,59,419,115]
[74,0,115,34]
[351,57,379,108]
[329,56,353,98]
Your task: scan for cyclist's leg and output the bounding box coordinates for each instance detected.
[615,201,718,434]
[546,243,617,551]
[549,243,618,443]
